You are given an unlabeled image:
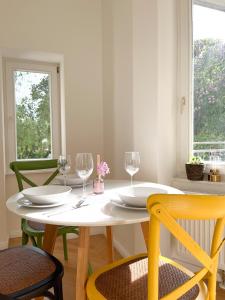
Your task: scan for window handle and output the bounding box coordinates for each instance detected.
[180,96,186,114]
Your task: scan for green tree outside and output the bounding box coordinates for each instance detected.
[193,38,225,160]
[15,72,52,159]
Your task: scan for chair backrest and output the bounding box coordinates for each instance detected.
[10,160,59,191]
[147,194,225,300]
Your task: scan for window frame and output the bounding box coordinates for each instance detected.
[195,0,225,12]
[3,58,61,172]
[177,0,225,177]
[176,0,193,177]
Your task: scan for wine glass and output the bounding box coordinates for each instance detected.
[58,155,71,186]
[124,152,140,186]
[75,153,94,198]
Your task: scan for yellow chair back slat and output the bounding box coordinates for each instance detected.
[148,194,225,219]
[151,204,213,273]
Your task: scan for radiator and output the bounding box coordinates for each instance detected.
[171,219,225,271]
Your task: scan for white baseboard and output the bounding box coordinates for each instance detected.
[90,227,104,235]
[102,229,132,258]
[0,240,8,250]
[9,227,104,239]
[67,227,104,239]
[9,228,132,264]
[9,230,21,238]
[171,255,201,273]
[113,238,131,258]
[172,255,222,282]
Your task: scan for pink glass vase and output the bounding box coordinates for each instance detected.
[93,176,104,194]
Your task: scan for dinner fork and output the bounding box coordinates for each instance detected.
[44,200,88,217]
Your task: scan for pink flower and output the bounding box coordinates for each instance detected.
[97,161,110,177]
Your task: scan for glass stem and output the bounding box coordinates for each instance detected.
[131,175,133,186]
[64,174,66,186]
[82,179,86,198]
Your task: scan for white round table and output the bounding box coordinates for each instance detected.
[6,179,181,300]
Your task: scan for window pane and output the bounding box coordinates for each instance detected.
[14,71,52,160]
[193,4,225,161]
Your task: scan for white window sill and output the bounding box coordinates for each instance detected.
[172,177,225,194]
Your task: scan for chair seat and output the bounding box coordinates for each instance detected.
[27,221,79,234]
[27,220,46,231]
[0,247,56,295]
[95,255,200,300]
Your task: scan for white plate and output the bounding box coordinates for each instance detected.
[54,182,90,188]
[22,185,72,204]
[118,186,167,207]
[110,199,147,211]
[70,183,83,188]
[56,175,83,186]
[55,176,91,188]
[17,197,66,208]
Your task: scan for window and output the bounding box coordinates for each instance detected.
[192,1,225,162]
[177,0,225,175]
[4,59,61,167]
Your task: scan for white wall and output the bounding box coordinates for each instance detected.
[102,0,115,176]
[102,0,177,183]
[157,0,177,256]
[132,0,159,182]
[102,0,136,254]
[157,0,177,184]
[0,0,178,256]
[0,0,103,241]
[0,57,8,247]
[102,0,177,256]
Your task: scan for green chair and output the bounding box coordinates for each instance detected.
[10,159,79,261]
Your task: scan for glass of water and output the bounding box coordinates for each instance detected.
[124,152,140,186]
[75,153,94,198]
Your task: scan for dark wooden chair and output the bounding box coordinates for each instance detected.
[0,246,63,299]
[10,160,79,261]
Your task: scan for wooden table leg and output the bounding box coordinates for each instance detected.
[76,226,90,300]
[141,221,149,250]
[35,224,58,300]
[42,224,58,253]
[106,226,114,263]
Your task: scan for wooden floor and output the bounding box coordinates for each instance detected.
[9,235,225,300]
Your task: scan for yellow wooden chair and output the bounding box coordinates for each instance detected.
[86,194,225,299]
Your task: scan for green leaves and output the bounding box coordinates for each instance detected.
[187,156,203,165]
[193,39,225,160]
[16,73,51,159]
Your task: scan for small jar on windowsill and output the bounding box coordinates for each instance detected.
[208,169,221,182]
[93,176,104,194]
